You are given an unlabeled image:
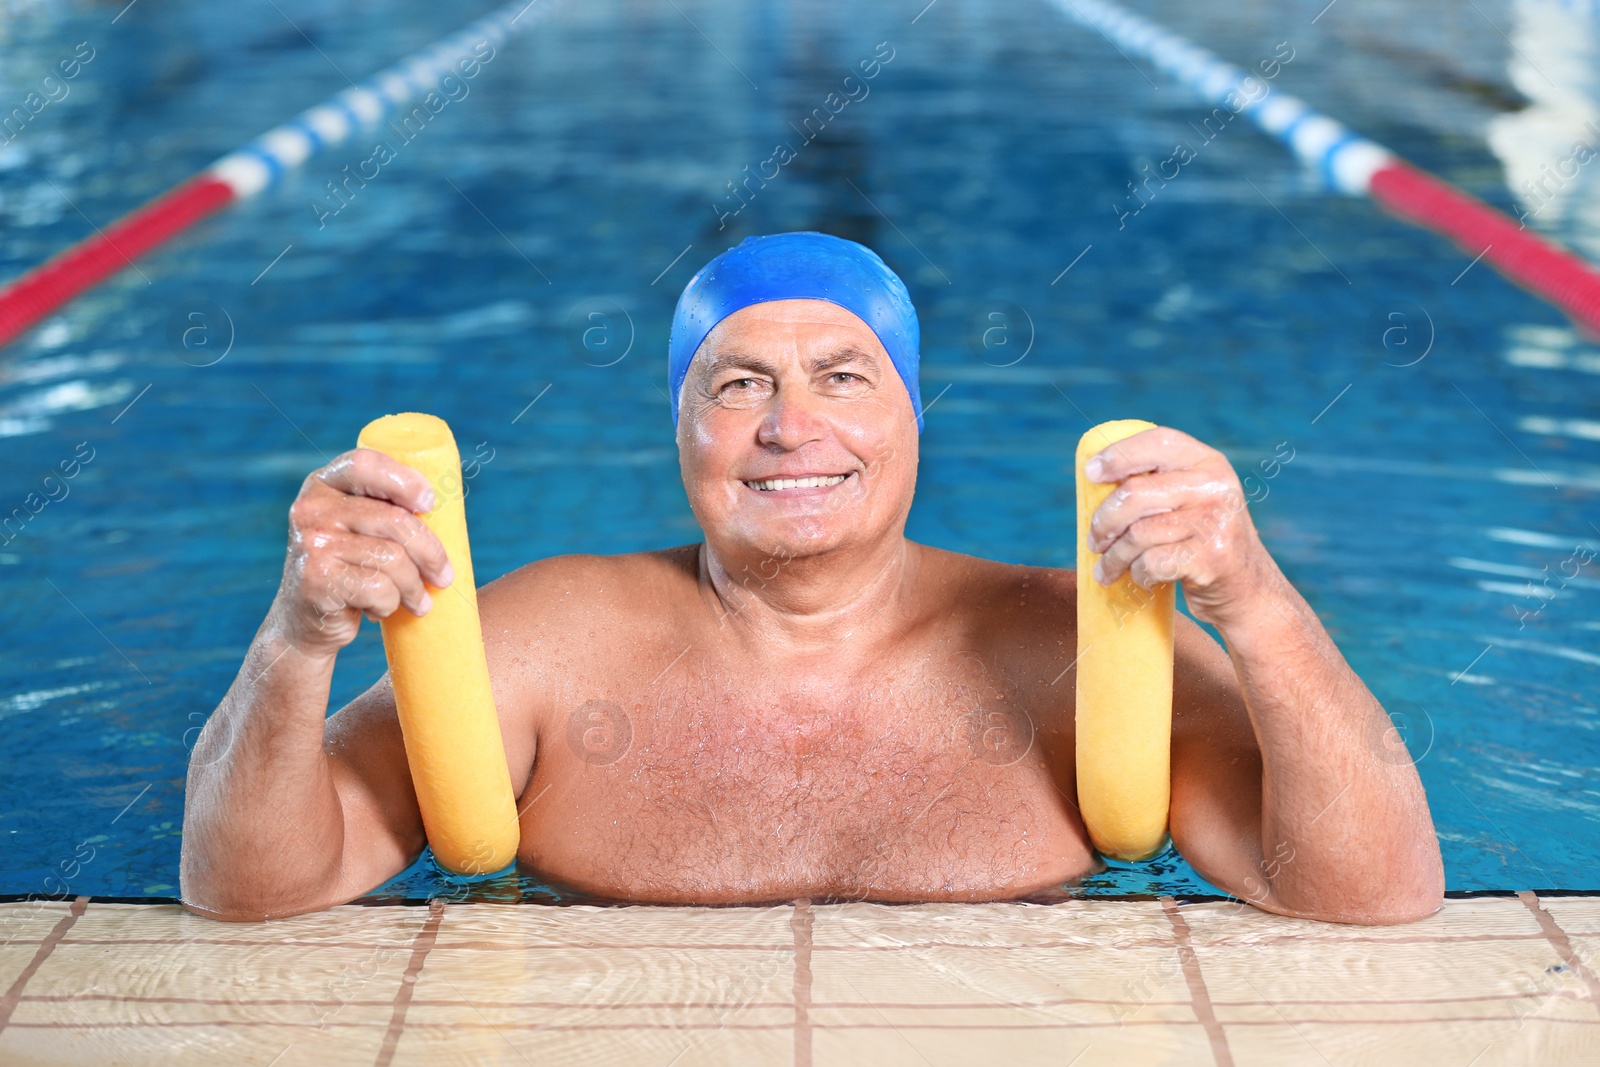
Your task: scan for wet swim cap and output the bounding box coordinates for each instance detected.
[668,231,923,433]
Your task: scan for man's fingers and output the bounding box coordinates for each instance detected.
[332,495,454,587]
[1087,469,1231,554]
[335,534,433,617]
[1128,543,1199,590]
[304,532,432,619]
[279,452,444,657]
[1083,426,1209,483]
[1094,511,1196,586]
[313,449,437,514]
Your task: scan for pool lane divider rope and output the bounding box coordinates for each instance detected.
[4,0,1594,347]
[0,0,555,349]
[1053,0,1600,337]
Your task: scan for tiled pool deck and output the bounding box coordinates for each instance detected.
[1,893,1596,1064]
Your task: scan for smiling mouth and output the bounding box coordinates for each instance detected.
[742,472,852,492]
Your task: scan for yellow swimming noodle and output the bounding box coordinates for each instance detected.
[1075,419,1175,862]
[356,412,520,876]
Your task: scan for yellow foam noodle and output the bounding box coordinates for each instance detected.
[1075,418,1175,861]
[356,413,519,875]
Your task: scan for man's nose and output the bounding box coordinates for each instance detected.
[756,380,828,449]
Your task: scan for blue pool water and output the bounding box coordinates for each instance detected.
[1,0,1596,904]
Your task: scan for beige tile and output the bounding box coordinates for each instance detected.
[811,899,1173,949]
[1224,1017,1600,1067]
[1181,895,1545,947]
[409,944,795,1025]
[1538,895,1600,935]
[429,902,794,949]
[0,945,42,994]
[5,898,1599,1065]
[812,941,1196,1028]
[0,1021,387,1066]
[1564,934,1600,984]
[813,1021,1199,1066]
[0,900,80,997]
[0,899,81,941]
[25,941,407,1020]
[1213,991,1599,1026]
[808,898,1191,1032]
[390,1019,793,1066]
[65,901,431,948]
[1196,934,1573,1006]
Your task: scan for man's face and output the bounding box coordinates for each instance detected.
[676,298,919,563]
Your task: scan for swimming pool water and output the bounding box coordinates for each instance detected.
[1,0,1596,904]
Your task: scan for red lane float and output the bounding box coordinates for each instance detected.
[1369,160,1600,336]
[1057,0,1600,339]
[0,178,236,347]
[0,0,555,349]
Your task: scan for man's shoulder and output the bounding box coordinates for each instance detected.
[480,544,698,616]
[915,542,1078,613]
[494,543,695,583]
[914,545,1080,692]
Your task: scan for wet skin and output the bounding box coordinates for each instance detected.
[181,300,1445,923]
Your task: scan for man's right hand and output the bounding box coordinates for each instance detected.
[272,448,455,658]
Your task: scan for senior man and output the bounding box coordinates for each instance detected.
[181,232,1443,924]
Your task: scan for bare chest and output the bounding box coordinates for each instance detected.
[518,654,1094,902]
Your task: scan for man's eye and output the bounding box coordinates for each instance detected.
[717,377,773,402]
[830,372,858,384]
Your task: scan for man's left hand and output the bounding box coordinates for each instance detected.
[1083,425,1287,632]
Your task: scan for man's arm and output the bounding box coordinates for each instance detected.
[181,640,424,920]
[180,449,534,920]
[1085,426,1444,924]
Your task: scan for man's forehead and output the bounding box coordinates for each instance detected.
[713,298,877,332]
[694,303,887,372]
[695,344,884,377]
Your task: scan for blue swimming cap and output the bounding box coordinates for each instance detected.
[668,232,923,433]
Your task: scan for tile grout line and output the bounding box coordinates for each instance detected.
[791,898,813,1067]
[1518,891,1600,1016]
[1160,897,1235,1067]
[373,898,446,1067]
[0,895,90,1036]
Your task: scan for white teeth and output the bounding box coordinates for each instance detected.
[745,474,848,491]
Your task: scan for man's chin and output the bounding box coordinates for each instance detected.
[719,520,853,565]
